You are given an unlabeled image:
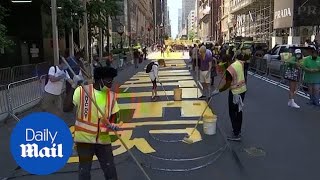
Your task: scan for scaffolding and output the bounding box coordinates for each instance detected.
[231,0,274,44]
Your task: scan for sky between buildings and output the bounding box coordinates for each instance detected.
[168,0,182,38]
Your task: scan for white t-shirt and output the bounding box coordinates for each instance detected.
[149,63,159,81]
[45,66,70,95]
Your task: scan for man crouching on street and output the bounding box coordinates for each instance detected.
[212,54,247,141]
[73,66,121,180]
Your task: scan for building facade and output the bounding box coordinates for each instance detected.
[221,0,233,43]
[198,0,211,41]
[229,0,274,45]
[182,0,195,30]
[188,10,196,34]
[178,8,182,34]
[272,0,320,46]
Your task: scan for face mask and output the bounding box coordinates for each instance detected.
[296,54,302,59]
[100,80,107,91]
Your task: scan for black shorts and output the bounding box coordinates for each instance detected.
[152,79,157,90]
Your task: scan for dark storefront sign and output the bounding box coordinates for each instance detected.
[274,0,294,29]
[274,0,320,29]
[294,0,320,26]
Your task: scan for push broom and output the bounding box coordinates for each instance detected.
[183,72,226,144]
[61,57,151,180]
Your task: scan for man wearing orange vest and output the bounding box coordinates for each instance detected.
[212,54,247,141]
[73,66,120,180]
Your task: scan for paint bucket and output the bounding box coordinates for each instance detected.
[174,88,182,101]
[203,115,217,135]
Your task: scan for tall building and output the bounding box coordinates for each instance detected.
[198,0,211,41]
[178,9,182,34]
[114,0,154,46]
[221,0,232,43]
[153,0,166,44]
[182,0,195,30]
[188,10,196,34]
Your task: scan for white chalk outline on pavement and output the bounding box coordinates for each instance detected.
[248,71,310,99]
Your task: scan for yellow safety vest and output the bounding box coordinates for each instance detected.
[227,60,247,95]
[74,84,116,144]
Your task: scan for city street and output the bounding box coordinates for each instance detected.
[1,54,320,180]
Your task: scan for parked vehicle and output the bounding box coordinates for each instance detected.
[263,44,316,76]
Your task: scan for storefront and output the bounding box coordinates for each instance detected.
[273,0,320,46]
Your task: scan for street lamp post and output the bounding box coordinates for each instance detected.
[117,24,124,49]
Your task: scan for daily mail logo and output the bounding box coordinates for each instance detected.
[20,129,63,158]
[10,113,73,175]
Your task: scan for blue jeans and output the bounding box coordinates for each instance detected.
[308,83,320,106]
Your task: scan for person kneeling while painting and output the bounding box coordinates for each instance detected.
[73,66,121,180]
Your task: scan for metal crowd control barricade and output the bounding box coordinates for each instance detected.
[6,76,43,121]
[255,57,268,75]
[11,64,37,82]
[0,67,13,86]
[0,85,9,122]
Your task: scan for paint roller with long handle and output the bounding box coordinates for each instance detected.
[183,73,226,144]
[61,57,151,180]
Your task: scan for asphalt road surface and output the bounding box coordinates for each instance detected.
[1,53,319,180]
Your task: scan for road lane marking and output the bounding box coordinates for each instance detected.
[248,71,310,99]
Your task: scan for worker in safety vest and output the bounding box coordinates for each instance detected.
[73,66,120,180]
[211,54,247,141]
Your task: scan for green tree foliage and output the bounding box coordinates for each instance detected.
[43,0,85,36]
[87,0,120,34]
[0,5,13,48]
[188,30,195,40]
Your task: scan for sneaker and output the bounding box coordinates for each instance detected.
[227,134,241,142]
[290,101,300,109]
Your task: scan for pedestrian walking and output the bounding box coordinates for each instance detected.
[133,48,140,68]
[41,56,76,117]
[73,66,120,180]
[143,46,148,60]
[212,54,247,141]
[198,45,213,99]
[211,53,218,87]
[119,50,124,70]
[192,44,199,71]
[146,59,165,101]
[161,47,165,57]
[300,49,320,106]
[284,49,303,108]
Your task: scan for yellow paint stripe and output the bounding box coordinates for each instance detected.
[150,129,189,134]
[126,76,194,84]
[118,101,216,118]
[117,88,202,99]
[122,120,203,128]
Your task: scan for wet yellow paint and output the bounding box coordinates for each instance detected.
[117,88,202,99]
[121,120,203,128]
[125,76,194,84]
[118,101,215,119]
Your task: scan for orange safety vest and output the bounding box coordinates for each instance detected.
[227,60,247,95]
[74,84,116,144]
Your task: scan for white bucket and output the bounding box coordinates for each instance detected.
[203,115,217,135]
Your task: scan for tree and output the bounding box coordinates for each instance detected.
[0,5,13,49]
[188,30,195,41]
[86,0,120,54]
[43,0,85,37]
